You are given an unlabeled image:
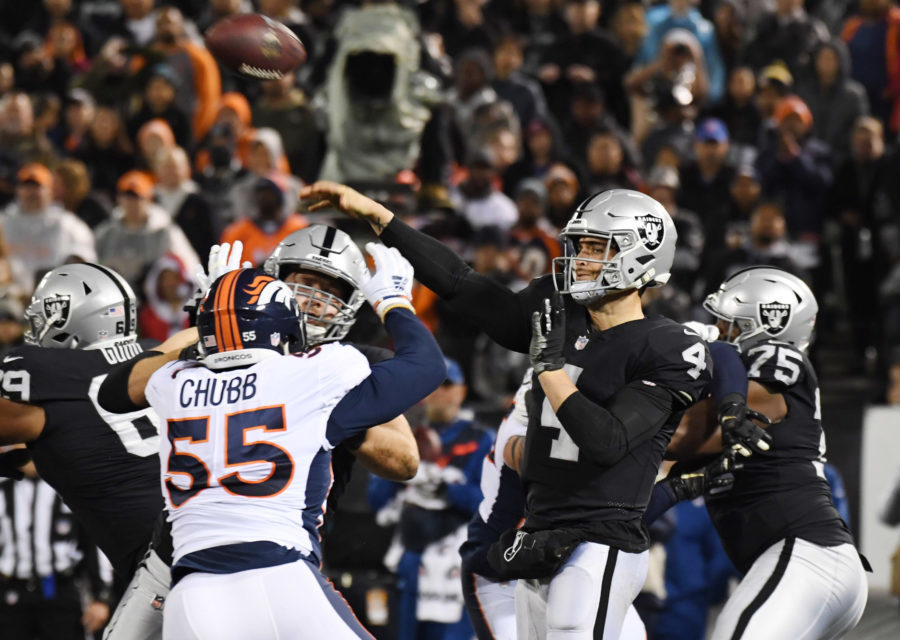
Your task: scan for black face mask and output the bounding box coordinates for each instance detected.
[209,145,232,168]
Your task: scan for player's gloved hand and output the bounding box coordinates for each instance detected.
[361,243,415,322]
[184,242,252,323]
[718,393,773,457]
[0,448,32,480]
[683,321,719,342]
[530,293,566,375]
[666,452,736,501]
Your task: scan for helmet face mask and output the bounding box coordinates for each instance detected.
[24,264,138,350]
[263,226,367,344]
[703,267,818,353]
[551,189,676,305]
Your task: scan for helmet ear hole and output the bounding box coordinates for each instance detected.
[51,332,70,343]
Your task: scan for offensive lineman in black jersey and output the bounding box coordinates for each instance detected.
[301,182,713,639]
[0,263,164,583]
[702,267,867,639]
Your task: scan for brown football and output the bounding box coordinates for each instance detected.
[204,13,306,80]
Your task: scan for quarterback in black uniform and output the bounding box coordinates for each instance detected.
[703,267,867,639]
[0,263,165,582]
[302,183,713,639]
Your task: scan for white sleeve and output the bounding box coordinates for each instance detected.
[145,361,180,415]
[494,369,532,470]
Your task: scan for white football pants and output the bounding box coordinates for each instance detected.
[515,542,649,639]
[710,538,867,640]
[163,558,373,639]
[104,548,170,640]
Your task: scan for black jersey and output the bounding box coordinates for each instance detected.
[705,339,854,573]
[0,344,163,576]
[519,279,712,552]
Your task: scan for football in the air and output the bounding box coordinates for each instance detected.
[204,13,306,80]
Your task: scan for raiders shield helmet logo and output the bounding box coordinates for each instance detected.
[637,214,664,251]
[759,302,791,335]
[43,294,71,328]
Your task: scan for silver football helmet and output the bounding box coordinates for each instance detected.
[25,263,138,349]
[263,225,367,344]
[552,189,677,305]
[703,267,818,353]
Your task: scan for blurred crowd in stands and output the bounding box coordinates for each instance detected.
[0,1,899,636]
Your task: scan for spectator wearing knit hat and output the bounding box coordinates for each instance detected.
[0,163,95,294]
[227,128,301,224]
[127,63,193,150]
[94,170,199,290]
[755,95,832,255]
[508,178,562,281]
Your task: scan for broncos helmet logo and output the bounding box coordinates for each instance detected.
[243,275,272,304]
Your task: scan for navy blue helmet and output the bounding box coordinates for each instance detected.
[196,268,305,369]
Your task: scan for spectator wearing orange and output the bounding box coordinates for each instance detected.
[842,0,900,132]
[508,178,562,282]
[94,171,198,290]
[150,6,222,139]
[44,22,90,74]
[755,95,832,264]
[0,163,95,294]
[220,174,307,266]
[194,92,254,173]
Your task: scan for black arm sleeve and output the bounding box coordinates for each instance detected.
[554,381,678,467]
[96,350,162,414]
[379,217,537,353]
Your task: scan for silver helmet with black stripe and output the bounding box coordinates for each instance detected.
[703,266,818,353]
[24,263,138,349]
[552,189,677,305]
[263,225,367,344]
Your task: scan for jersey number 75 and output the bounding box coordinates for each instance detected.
[165,405,294,507]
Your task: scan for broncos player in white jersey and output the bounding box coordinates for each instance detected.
[701,267,867,639]
[122,245,444,639]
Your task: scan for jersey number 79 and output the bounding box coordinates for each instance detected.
[165,405,294,507]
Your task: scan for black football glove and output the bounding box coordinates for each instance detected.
[666,452,736,501]
[718,393,773,457]
[0,448,32,480]
[530,293,566,375]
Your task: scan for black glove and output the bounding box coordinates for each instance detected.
[718,393,773,457]
[667,452,736,501]
[530,293,566,375]
[178,342,201,361]
[0,448,32,480]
